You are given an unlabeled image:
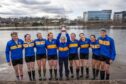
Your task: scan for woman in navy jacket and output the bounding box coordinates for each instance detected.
[98,29,116,80]
[68,33,80,79]
[23,34,35,81]
[79,33,90,79]
[34,33,47,80]
[90,35,101,80]
[5,32,24,80]
[57,31,70,80]
[46,32,59,80]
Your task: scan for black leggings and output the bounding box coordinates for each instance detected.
[59,58,69,77]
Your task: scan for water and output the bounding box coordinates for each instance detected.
[0,27,126,64]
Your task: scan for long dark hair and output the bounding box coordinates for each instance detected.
[79,33,84,37]
[24,34,30,41]
[90,35,96,38]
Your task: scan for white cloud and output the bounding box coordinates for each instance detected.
[0,0,125,19]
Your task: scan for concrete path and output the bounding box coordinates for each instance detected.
[0,60,126,84]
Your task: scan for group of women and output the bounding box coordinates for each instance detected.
[5,28,116,81]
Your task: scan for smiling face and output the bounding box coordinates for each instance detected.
[70,33,76,40]
[12,35,18,41]
[79,33,85,41]
[100,30,107,38]
[61,36,66,43]
[37,33,42,39]
[48,33,53,40]
[11,32,18,41]
[25,34,31,42]
[81,36,85,41]
[90,35,96,42]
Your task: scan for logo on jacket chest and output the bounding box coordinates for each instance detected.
[36,41,45,45]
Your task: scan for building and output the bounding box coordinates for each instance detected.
[113,11,126,23]
[83,10,112,22]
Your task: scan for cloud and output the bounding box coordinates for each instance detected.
[0,0,73,18]
[24,5,72,14]
[15,0,50,5]
[0,12,26,15]
[0,0,125,19]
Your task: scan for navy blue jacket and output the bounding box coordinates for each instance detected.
[98,35,116,61]
[68,39,79,54]
[79,38,90,54]
[23,41,35,57]
[90,40,100,56]
[46,39,58,56]
[5,39,24,62]
[57,33,70,58]
[34,38,46,55]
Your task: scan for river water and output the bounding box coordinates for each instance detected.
[0,27,126,64]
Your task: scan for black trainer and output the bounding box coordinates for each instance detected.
[80,75,83,78]
[66,76,69,80]
[39,77,42,81]
[71,74,74,78]
[55,77,58,80]
[85,75,89,79]
[59,77,63,80]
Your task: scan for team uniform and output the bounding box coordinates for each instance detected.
[69,39,79,60]
[34,38,46,60]
[46,37,58,80]
[23,41,35,63]
[78,38,90,78]
[98,35,116,80]
[90,40,101,79]
[68,38,80,79]
[57,33,70,79]
[79,38,90,59]
[90,40,100,60]
[46,39,58,60]
[23,40,36,81]
[98,35,116,64]
[5,39,24,66]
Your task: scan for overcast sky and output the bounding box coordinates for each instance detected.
[0,0,125,19]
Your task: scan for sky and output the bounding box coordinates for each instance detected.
[0,0,125,19]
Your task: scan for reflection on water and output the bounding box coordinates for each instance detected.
[0,27,126,64]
